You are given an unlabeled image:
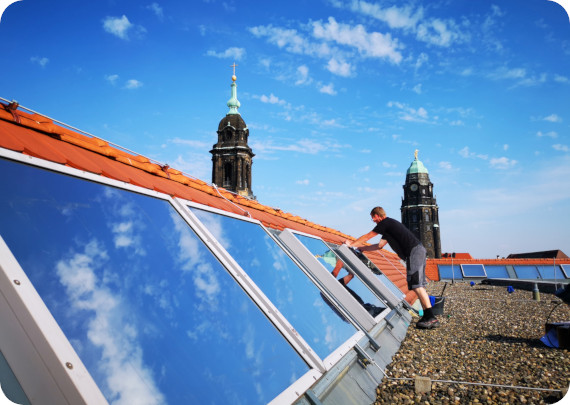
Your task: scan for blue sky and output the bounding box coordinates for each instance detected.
[1,0,569,258]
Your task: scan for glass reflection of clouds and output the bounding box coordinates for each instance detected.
[293,234,386,316]
[0,158,309,405]
[190,208,357,359]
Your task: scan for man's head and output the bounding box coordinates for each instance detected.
[370,206,386,223]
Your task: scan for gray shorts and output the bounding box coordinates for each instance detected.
[406,244,427,290]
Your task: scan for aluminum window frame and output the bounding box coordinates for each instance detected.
[275,228,382,330]
[561,264,570,278]
[460,264,487,278]
[0,149,322,404]
[178,200,367,372]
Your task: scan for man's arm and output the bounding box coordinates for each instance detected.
[345,231,378,248]
[357,239,388,252]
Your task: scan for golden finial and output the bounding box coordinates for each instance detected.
[414,149,419,160]
[230,62,238,81]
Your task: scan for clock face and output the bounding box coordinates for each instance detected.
[410,184,418,191]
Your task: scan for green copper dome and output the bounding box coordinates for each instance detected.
[406,150,429,175]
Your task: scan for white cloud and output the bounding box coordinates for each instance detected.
[412,83,422,94]
[249,25,331,58]
[554,74,569,84]
[338,1,466,47]
[30,56,49,67]
[387,101,429,122]
[56,240,165,405]
[319,83,337,95]
[206,47,246,60]
[258,93,286,105]
[553,144,569,152]
[326,58,353,77]
[295,65,311,85]
[105,74,119,85]
[537,131,558,138]
[543,114,562,123]
[170,211,222,307]
[503,144,509,151]
[415,53,428,70]
[489,156,517,169]
[382,161,396,168]
[124,79,143,89]
[458,146,489,160]
[103,15,142,40]
[439,161,453,170]
[146,3,163,20]
[296,179,310,185]
[312,17,403,64]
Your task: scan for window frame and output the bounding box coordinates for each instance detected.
[460,264,487,278]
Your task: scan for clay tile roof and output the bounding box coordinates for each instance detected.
[0,101,412,303]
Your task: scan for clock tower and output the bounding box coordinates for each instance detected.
[210,64,255,199]
[401,150,441,258]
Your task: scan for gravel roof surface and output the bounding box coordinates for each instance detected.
[375,281,570,405]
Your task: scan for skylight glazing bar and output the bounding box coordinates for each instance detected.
[0,235,107,405]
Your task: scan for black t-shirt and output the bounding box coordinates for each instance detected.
[372,217,421,260]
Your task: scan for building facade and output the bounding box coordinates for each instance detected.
[401,151,442,258]
[210,69,255,199]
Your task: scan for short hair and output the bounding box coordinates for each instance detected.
[370,206,386,217]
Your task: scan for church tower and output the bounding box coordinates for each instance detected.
[401,150,441,258]
[210,64,255,199]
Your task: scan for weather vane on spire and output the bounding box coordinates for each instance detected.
[230,62,238,81]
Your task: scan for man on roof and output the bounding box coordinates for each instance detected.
[344,206,440,329]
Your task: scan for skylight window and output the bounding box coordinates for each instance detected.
[460,264,487,278]
[536,265,565,280]
[513,266,541,280]
[438,265,463,280]
[484,265,510,279]
[0,158,309,404]
[292,233,387,319]
[188,207,359,361]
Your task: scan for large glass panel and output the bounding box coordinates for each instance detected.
[461,264,486,278]
[190,208,357,360]
[438,265,462,280]
[513,266,541,279]
[485,265,510,279]
[536,265,565,280]
[561,265,570,278]
[0,158,309,405]
[292,234,386,317]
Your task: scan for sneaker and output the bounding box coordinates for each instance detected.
[416,317,440,329]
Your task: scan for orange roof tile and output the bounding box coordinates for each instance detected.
[0,102,412,303]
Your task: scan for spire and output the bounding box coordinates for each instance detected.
[227,62,241,115]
